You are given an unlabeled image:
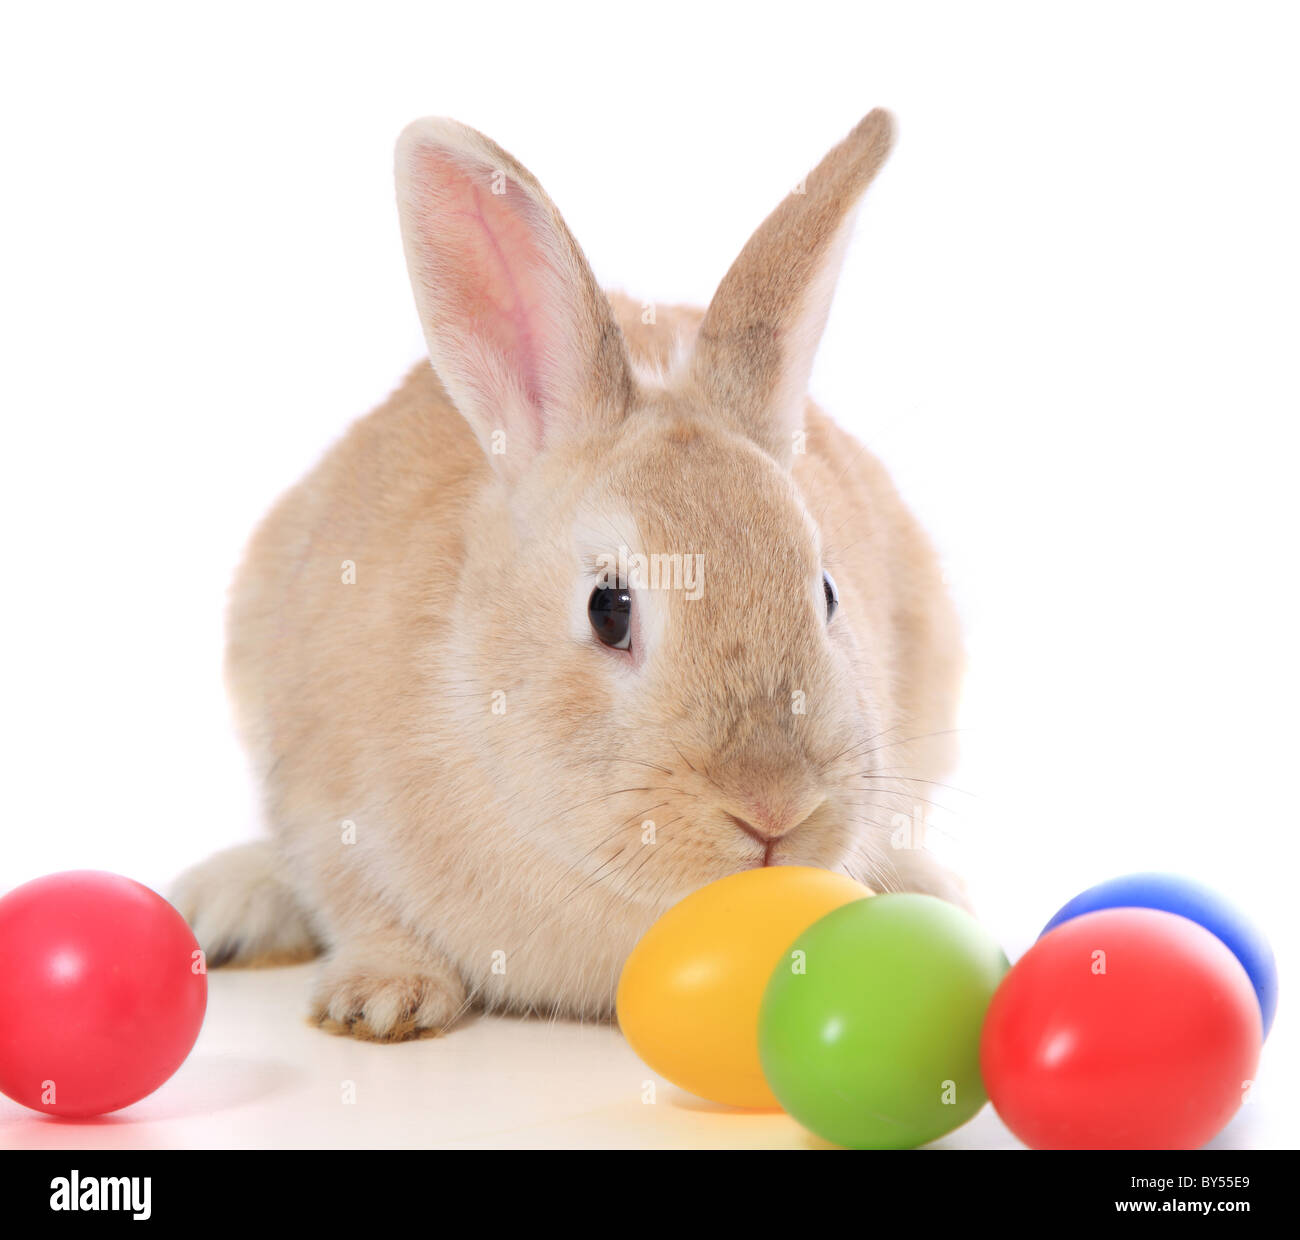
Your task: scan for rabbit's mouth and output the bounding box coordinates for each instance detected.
[726,815,780,867]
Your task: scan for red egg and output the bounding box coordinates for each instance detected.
[0,871,207,1117]
[981,907,1261,1149]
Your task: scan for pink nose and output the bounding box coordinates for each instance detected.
[727,797,822,843]
[728,814,773,844]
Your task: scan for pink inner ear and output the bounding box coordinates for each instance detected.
[411,148,558,419]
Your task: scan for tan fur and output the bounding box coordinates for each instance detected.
[175,110,964,1040]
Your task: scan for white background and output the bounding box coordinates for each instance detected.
[1,1,1296,1148]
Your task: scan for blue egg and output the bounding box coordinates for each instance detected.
[1041,872,1277,1038]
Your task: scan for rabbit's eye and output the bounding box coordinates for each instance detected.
[822,569,839,623]
[589,586,632,650]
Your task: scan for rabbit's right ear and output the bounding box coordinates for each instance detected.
[396,120,634,480]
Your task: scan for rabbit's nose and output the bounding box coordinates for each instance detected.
[727,814,771,845]
[727,796,824,843]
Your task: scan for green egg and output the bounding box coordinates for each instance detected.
[758,893,1009,1149]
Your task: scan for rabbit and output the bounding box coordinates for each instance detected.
[171,108,966,1042]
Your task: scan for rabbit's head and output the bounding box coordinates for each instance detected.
[395,111,937,910]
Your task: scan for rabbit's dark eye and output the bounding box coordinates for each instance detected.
[589,586,632,650]
[822,569,839,623]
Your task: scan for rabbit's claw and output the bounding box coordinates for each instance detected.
[310,946,468,1042]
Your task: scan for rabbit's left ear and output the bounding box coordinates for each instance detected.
[689,109,895,466]
[396,119,634,480]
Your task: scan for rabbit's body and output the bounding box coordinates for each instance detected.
[175,112,965,1038]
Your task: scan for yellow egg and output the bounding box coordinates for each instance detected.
[615,866,872,1108]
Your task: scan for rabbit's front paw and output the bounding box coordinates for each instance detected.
[172,841,321,968]
[884,848,974,912]
[310,946,467,1042]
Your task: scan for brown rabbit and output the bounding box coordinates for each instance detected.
[173,109,965,1041]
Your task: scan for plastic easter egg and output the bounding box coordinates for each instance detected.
[759,893,1009,1148]
[0,871,207,1117]
[1040,872,1277,1037]
[616,866,871,1108]
[983,907,1261,1149]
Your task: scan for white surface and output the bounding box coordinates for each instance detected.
[0,2,1296,1148]
[0,963,1286,1149]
